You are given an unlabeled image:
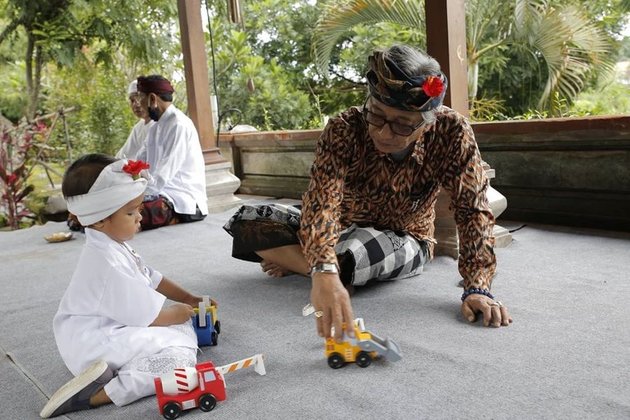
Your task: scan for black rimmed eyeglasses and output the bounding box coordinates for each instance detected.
[362,97,425,137]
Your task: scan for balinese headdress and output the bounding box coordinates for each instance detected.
[137,76,175,95]
[366,50,448,112]
[66,159,150,226]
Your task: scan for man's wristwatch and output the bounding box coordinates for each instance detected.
[310,263,339,275]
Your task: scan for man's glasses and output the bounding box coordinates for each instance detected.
[362,97,424,137]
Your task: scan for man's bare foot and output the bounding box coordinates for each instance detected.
[261,260,293,277]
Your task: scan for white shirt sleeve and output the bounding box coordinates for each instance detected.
[97,264,166,327]
[116,125,138,159]
[145,123,193,196]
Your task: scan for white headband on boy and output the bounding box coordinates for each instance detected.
[66,159,148,226]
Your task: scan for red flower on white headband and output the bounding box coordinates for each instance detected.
[422,76,444,97]
[122,160,150,180]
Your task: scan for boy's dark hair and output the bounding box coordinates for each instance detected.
[62,154,118,198]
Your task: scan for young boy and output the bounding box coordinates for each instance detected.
[40,154,213,418]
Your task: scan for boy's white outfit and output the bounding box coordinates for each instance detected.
[137,104,208,217]
[53,228,197,406]
[115,119,154,160]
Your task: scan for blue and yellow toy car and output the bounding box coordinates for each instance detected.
[192,296,221,346]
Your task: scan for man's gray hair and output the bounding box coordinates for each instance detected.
[382,45,443,122]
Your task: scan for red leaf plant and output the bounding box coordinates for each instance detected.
[0,122,47,229]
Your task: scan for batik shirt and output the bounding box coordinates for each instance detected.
[299,106,496,291]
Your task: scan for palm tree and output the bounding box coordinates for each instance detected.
[312,0,425,79]
[312,0,613,116]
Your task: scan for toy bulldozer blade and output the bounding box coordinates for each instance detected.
[358,332,402,363]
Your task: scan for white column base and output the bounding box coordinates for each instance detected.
[205,161,243,213]
[434,185,512,259]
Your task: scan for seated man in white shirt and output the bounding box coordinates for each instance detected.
[115,80,155,159]
[135,75,208,230]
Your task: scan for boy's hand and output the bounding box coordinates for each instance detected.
[186,295,218,308]
[170,303,195,324]
[151,303,195,326]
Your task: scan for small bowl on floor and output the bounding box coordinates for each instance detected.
[44,232,74,243]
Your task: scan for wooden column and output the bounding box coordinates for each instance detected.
[425,0,469,117]
[425,0,512,255]
[177,0,242,212]
[177,0,226,164]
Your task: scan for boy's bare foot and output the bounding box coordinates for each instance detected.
[261,260,293,277]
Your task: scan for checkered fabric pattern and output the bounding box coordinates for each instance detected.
[224,204,428,286]
[336,224,427,286]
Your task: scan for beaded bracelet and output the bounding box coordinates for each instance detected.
[461,288,494,302]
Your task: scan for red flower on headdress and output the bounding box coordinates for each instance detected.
[422,76,444,97]
[122,160,150,180]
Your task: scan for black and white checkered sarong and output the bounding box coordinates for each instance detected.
[224,204,428,286]
[337,223,427,286]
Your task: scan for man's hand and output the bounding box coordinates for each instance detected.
[461,294,512,327]
[310,272,354,341]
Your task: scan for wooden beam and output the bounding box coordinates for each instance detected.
[177,0,225,164]
[425,0,469,116]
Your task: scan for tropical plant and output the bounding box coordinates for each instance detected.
[0,119,48,229]
[497,1,612,113]
[312,0,425,76]
[204,2,322,130]
[0,0,179,119]
[312,0,616,117]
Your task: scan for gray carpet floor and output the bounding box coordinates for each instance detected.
[1,197,629,420]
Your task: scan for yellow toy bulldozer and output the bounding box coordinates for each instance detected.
[324,318,402,369]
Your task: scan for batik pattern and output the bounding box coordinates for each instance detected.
[299,106,496,291]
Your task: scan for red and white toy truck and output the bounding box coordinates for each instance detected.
[154,354,265,419]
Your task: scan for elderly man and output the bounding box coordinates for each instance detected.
[136,75,208,230]
[225,45,512,340]
[116,80,155,160]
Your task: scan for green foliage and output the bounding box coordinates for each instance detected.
[571,81,630,116]
[469,97,506,122]
[313,0,621,118]
[207,0,427,128]
[44,61,138,157]
[207,2,321,129]
[219,51,316,130]
[0,61,28,121]
[0,0,180,118]
[312,0,425,75]
[469,0,614,116]
[619,37,630,61]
